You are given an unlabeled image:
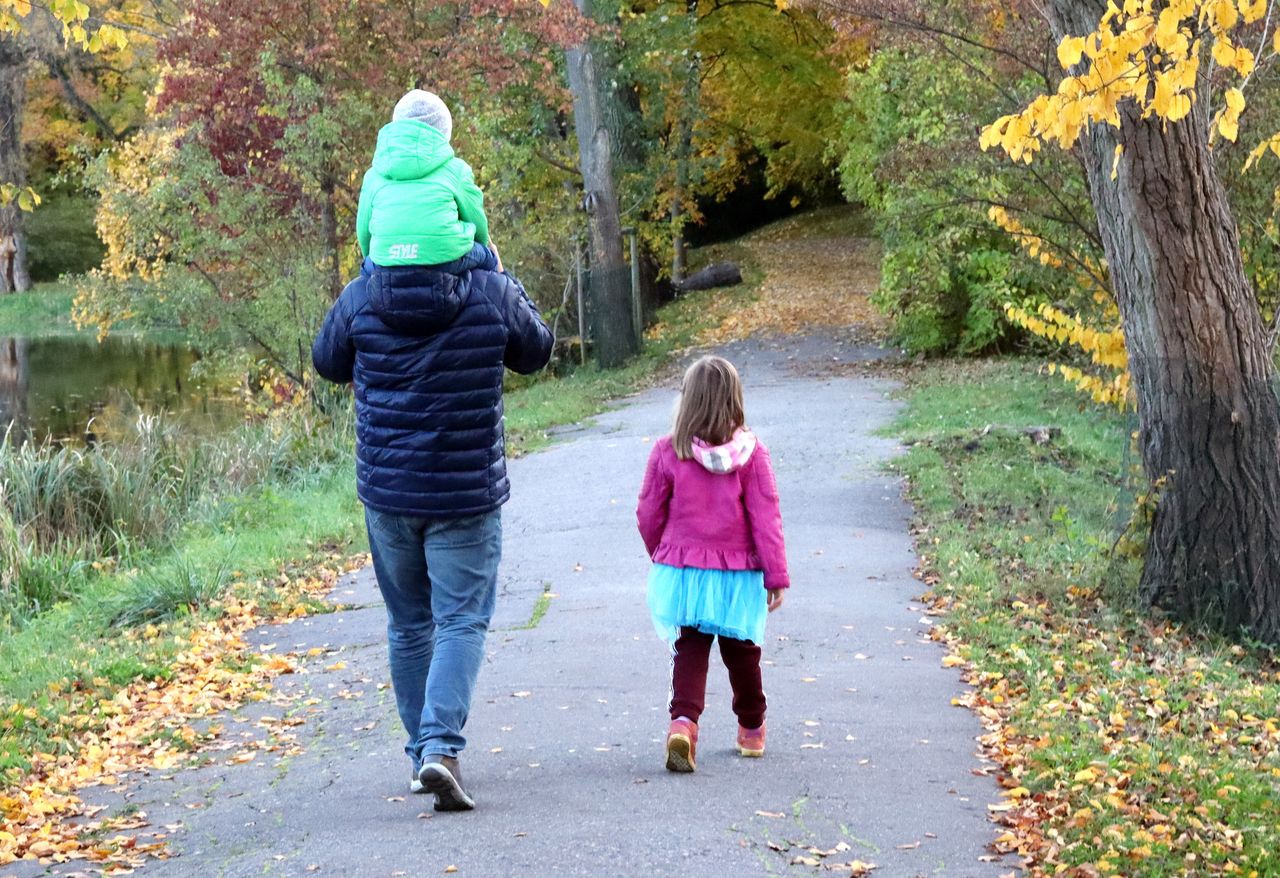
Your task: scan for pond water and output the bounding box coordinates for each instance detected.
[0,335,242,443]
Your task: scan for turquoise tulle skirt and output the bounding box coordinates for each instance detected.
[647,564,767,646]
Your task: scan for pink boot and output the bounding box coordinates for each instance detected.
[737,722,766,757]
[665,718,699,772]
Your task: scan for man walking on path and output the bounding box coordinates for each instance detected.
[311,248,553,811]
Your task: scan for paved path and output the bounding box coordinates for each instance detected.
[17,332,1008,878]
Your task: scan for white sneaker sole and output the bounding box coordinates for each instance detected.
[418,762,475,811]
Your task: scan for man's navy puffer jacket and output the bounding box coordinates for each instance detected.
[312,263,553,518]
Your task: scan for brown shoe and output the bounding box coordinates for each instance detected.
[418,755,475,811]
[665,718,698,773]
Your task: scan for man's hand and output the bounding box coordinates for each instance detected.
[766,589,785,613]
[489,242,504,273]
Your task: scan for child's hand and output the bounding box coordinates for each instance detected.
[766,589,784,613]
[489,242,504,273]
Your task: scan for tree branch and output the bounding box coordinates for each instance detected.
[45,55,127,141]
[815,0,1045,74]
[533,148,582,177]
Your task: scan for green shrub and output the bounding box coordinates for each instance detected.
[835,49,1098,355]
[24,190,105,282]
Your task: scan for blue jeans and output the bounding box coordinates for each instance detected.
[364,506,502,768]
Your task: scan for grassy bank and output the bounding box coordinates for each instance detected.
[0,282,83,338]
[896,360,1280,876]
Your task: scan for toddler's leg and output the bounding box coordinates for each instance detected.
[427,242,497,274]
[718,636,766,729]
[669,627,714,722]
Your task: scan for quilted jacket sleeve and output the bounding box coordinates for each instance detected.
[312,281,356,384]
[501,274,554,375]
[636,441,674,557]
[744,442,790,589]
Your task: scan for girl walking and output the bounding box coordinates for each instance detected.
[636,355,789,772]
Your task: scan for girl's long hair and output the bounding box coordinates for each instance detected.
[672,356,745,460]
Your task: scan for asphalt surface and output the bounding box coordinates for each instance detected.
[13,332,1010,878]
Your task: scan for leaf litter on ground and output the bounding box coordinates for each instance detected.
[0,553,366,870]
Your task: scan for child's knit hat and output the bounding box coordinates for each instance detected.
[392,89,453,142]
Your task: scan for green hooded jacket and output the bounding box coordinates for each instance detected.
[356,119,490,266]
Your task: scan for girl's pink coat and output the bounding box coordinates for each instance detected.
[636,436,790,589]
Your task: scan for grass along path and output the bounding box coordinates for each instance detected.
[896,360,1280,877]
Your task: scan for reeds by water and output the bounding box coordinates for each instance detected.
[0,406,353,627]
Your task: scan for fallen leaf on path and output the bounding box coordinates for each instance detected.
[0,554,363,870]
[755,810,785,818]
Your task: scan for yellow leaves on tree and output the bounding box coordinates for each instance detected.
[0,0,128,54]
[72,129,179,341]
[0,184,40,212]
[980,0,1278,163]
[988,206,1064,269]
[1007,302,1132,409]
[0,0,132,210]
[986,206,1129,409]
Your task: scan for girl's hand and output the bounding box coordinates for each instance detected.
[766,589,785,613]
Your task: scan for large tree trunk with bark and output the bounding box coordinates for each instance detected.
[566,0,639,368]
[1052,0,1280,642]
[0,35,32,295]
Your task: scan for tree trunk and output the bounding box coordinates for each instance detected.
[319,172,342,301]
[670,0,699,286]
[0,35,31,295]
[0,336,29,434]
[566,0,638,368]
[1052,0,1280,642]
[676,261,741,293]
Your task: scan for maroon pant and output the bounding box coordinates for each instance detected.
[669,627,766,729]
